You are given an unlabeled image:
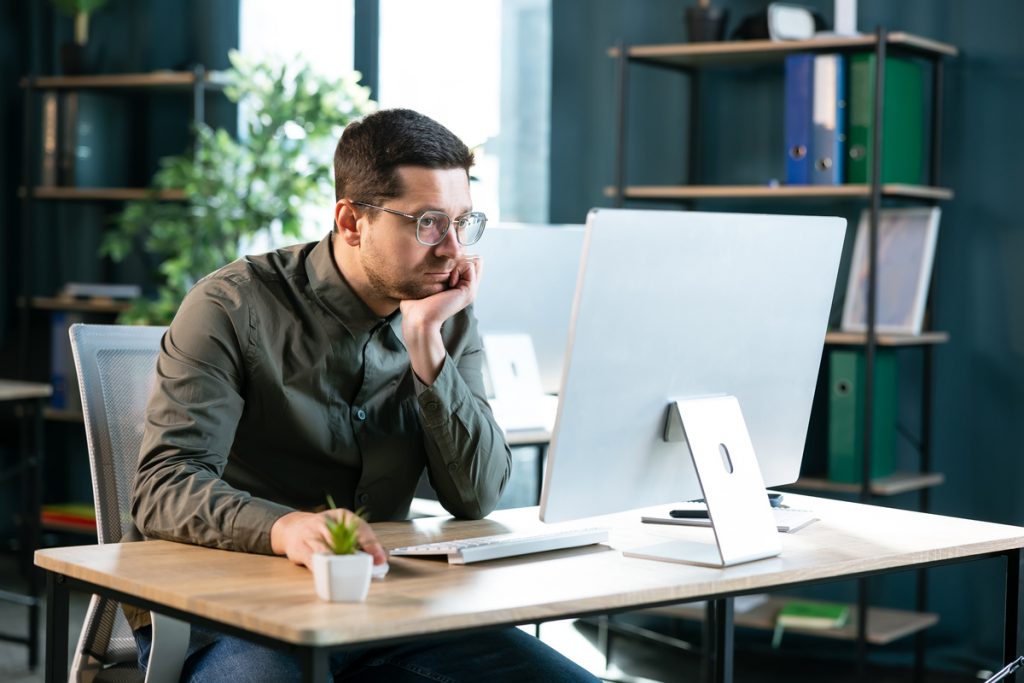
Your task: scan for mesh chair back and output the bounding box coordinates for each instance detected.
[69,323,167,678]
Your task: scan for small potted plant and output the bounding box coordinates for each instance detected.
[311,498,373,602]
[52,0,111,74]
[685,0,729,42]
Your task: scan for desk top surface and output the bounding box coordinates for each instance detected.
[0,379,52,401]
[36,495,1024,647]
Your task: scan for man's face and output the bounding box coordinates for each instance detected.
[359,166,472,304]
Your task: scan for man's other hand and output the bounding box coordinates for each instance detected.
[270,509,388,570]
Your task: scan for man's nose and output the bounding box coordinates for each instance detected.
[433,225,462,257]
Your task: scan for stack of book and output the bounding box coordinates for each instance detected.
[41,502,96,535]
[785,53,924,186]
[771,599,850,647]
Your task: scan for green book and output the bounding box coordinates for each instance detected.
[772,600,850,647]
[847,55,925,184]
[827,348,897,483]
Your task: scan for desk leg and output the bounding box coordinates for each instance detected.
[1006,549,1022,679]
[710,598,734,683]
[298,646,329,683]
[27,397,44,669]
[44,572,68,683]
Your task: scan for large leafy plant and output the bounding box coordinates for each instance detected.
[102,50,375,324]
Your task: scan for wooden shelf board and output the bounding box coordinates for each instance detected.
[784,471,945,496]
[608,32,957,67]
[22,296,132,314]
[20,71,228,90]
[20,186,186,201]
[825,331,950,347]
[0,380,52,401]
[43,408,84,423]
[643,596,938,645]
[604,184,954,201]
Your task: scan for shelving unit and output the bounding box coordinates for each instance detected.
[607,28,956,681]
[17,68,222,374]
[13,70,225,598]
[648,597,939,646]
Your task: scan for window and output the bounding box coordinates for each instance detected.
[238,0,356,246]
[378,0,551,223]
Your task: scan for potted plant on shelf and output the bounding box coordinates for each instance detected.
[52,0,110,74]
[311,498,373,603]
[685,0,728,42]
[101,50,375,325]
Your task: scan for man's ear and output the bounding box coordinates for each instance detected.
[334,199,362,246]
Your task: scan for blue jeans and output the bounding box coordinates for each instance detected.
[134,624,599,682]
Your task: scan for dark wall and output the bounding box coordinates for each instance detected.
[551,0,1024,673]
[0,0,239,370]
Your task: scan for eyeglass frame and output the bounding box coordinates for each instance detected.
[350,200,487,246]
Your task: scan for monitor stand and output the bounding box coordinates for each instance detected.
[623,396,782,568]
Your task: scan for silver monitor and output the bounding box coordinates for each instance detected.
[471,223,585,395]
[540,208,845,524]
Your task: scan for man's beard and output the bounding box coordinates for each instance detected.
[363,252,452,302]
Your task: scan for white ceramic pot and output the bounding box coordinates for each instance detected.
[311,551,373,602]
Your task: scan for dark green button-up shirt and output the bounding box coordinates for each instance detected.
[132,233,512,556]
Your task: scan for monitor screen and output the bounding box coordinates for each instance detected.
[540,208,845,523]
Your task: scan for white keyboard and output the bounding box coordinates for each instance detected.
[390,527,609,564]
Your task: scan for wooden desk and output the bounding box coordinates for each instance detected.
[36,495,1024,683]
[0,379,51,670]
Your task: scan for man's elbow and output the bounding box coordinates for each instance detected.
[130,469,158,536]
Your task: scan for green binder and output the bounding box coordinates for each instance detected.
[847,55,925,184]
[827,349,897,483]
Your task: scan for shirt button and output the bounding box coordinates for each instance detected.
[358,493,370,504]
[426,401,439,411]
[447,462,459,472]
[355,408,367,421]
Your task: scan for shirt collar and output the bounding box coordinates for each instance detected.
[305,232,403,342]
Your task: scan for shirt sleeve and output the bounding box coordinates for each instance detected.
[415,313,512,519]
[131,275,292,554]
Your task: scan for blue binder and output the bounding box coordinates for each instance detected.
[784,53,814,185]
[811,54,847,185]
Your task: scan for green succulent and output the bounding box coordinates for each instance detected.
[324,495,366,556]
[101,50,376,325]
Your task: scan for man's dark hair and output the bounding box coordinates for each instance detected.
[333,108,475,204]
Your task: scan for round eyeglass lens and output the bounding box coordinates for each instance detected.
[416,211,450,245]
[457,214,486,245]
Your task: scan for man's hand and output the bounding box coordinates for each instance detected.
[270,509,387,570]
[400,256,482,385]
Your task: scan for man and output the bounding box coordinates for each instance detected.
[131,108,598,681]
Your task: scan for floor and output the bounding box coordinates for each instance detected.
[0,547,992,683]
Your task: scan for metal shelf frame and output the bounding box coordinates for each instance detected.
[609,27,955,683]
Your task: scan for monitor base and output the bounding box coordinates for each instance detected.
[623,539,778,568]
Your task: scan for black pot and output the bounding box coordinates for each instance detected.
[685,6,729,42]
[60,42,87,75]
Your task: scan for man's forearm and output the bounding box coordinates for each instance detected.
[403,320,446,386]
[416,361,512,519]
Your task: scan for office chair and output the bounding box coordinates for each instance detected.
[69,324,188,683]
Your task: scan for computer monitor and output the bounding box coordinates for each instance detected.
[539,209,845,561]
[472,223,585,395]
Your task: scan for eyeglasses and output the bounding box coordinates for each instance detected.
[351,201,487,246]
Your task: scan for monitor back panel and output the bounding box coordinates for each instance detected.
[541,209,846,523]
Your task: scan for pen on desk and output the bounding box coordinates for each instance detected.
[669,509,710,519]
